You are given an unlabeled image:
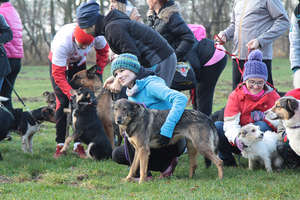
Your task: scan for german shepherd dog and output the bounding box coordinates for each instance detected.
[69,66,115,148]
[61,87,112,160]
[113,98,223,184]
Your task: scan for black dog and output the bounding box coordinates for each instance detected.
[0,104,15,160]
[61,87,112,160]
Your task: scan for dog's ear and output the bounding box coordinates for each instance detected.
[88,65,97,74]
[286,98,299,113]
[43,91,50,97]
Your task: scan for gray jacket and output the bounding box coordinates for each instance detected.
[223,0,289,60]
[289,14,300,70]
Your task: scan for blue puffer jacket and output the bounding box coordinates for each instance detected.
[128,75,188,138]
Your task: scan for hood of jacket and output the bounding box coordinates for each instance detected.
[95,9,129,36]
[158,0,180,23]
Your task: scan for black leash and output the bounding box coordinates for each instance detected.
[5,77,29,111]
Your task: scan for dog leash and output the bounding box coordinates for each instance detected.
[5,77,30,111]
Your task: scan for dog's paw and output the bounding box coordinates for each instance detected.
[122,176,134,182]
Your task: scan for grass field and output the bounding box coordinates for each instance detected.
[0,58,299,200]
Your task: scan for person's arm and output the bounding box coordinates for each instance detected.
[168,13,195,61]
[147,80,188,138]
[105,23,141,59]
[95,42,109,74]
[52,64,73,99]
[51,45,73,99]
[223,92,241,144]
[257,0,289,49]
[0,15,12,44]
[289,14,300,71]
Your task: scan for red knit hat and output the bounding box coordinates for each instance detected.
[73,25,94,45]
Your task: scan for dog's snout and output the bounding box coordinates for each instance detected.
[116,116,122,124]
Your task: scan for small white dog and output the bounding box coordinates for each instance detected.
[237,124,283,172]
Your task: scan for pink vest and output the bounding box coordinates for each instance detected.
[188,24,225,66]
[0,2,23,58]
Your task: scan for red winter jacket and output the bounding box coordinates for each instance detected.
[285,88,300,100]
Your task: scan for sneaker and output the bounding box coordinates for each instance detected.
[73,144,87,159]
[159,157,178,178]
[53,144,66,158]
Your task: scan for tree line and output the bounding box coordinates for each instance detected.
[11,0,296,65]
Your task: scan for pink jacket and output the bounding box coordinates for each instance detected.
[0,2,23,58]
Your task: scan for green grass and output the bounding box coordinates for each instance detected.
[0,58,299,200]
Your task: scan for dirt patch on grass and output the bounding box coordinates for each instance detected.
[0,176,12,184]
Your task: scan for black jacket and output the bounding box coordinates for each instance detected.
[147,1,215,68]
[95,10,174,68]
[0,14,12,77]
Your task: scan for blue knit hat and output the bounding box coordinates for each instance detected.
[76,0,100,29]
[243,50,268,81]
[111,53,141,76]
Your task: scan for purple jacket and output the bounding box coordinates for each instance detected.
[0,2,23,58]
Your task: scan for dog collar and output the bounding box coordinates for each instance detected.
[289,125,300,129]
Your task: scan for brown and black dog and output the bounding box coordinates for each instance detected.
[69,66,115,149]
[271,96,300,156]
[60,87,112,160]
[113,98,223,184]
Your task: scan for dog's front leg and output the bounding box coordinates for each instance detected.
[248,159,255,170]
[139,145,150,184]
[263,157,272,172]
[60,135,74,153]
[124,148,140,182]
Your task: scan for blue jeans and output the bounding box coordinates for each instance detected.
[214,120,272,165]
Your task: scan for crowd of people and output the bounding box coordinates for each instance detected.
[2,0,300,179]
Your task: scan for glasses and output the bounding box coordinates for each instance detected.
[246,80,265,87]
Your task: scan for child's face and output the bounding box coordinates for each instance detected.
[245,78,265,95]
[114,68,137,87]
[82,25,96,36]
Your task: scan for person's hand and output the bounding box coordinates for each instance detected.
[251,110,265,122]
[247,39,260,50]
[104,76,122,93]
[103,76,114,89]
[216,31,226,43]
[158,134,170,146]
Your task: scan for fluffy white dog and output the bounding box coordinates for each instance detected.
[237,124,283,172]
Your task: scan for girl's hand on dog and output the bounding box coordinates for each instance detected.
[104,76,122,93]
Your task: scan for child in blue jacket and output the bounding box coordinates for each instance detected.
[104,53,187,180]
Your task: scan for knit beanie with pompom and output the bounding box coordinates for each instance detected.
[243,49,268,81]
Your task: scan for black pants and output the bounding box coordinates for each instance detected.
[112,137,186,173]
[232,59,273,90]
[193,55,227,116]
[0,58,22,112]
[49,61,86,143]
